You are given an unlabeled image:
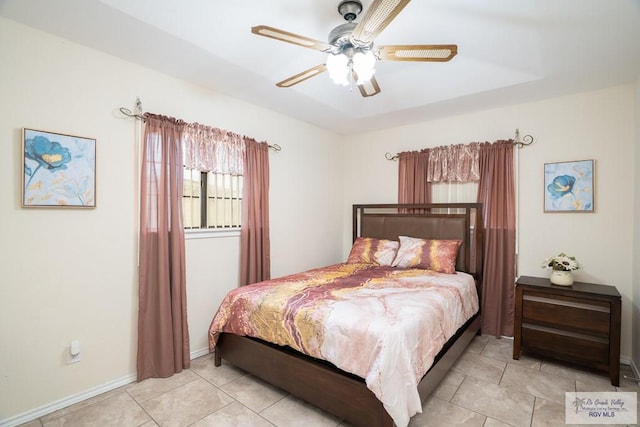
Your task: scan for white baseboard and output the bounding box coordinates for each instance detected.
[0,373,137,427]
[624,357,640,385]
[190,346,210,359]
[0,347,212,427]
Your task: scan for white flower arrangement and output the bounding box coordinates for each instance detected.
[542,253,580,272]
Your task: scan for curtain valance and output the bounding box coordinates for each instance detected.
[182,123,245,175]
[428,143,480,183]
[398,143,480,183]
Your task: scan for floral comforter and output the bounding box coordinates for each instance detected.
[208,263,479,427]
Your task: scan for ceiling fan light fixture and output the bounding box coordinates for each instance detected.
[352,50,376,84]
[326,53,350,86]
[326,48,375,87]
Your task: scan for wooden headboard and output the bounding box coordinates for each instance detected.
[352,203,483,276]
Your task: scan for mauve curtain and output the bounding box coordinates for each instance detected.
[240,138,271,285]
[477,140,516,337]
[137,114,190,381]
[398,150,431,203]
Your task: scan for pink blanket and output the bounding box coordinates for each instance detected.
[209,263,478,426]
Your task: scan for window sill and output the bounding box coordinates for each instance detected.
[185,228,241,240]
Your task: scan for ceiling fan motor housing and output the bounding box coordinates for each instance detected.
[328,22,357,48]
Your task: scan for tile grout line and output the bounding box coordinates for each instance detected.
[125,388,158,427]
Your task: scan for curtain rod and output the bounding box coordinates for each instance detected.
[384,129,534,160]
[118,97,281,152]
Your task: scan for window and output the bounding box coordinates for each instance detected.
[183,168,243,229]
[431,181,478,204]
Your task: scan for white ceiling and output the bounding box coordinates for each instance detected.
[2,0,640,135]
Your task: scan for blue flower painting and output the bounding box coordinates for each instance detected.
[544,160,594,212]
[22,129,96,207]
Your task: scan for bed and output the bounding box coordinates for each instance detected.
[209,203,483,427]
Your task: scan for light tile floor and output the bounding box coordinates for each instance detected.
[20,335,639,427]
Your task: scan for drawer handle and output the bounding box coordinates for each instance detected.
[523,295,609,313]
[522,323,609,344]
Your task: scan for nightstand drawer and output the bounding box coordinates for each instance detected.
[521,324,609,367]
[522,293,610,337]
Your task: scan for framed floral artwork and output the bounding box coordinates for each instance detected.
[22,128,96,208]
[544,159,594,212]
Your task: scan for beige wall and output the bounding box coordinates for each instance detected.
[0,17,344,422]
[1,13,638,426]
[343,85,637,362]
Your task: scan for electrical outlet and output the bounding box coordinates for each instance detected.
[67,340,81,364]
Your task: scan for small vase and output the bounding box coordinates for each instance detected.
[550,270,573,286]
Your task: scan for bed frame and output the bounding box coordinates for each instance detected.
[214,203,483,427]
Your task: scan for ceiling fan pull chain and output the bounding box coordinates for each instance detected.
[349,69,354,92]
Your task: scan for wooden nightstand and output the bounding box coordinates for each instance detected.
[513,275,622,386]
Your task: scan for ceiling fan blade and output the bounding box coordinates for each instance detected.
[276,64,327,88]
[252,25,332,52]
[355,75,382,97]
[377,44,458,62]
[350,0,411,46]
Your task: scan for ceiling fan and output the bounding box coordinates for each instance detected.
[251,0,458,97]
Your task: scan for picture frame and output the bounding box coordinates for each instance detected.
[22,128,96,208]
[544,159,594,212]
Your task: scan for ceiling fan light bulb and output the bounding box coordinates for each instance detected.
[326,53,350,86]
[353,50,376,84]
